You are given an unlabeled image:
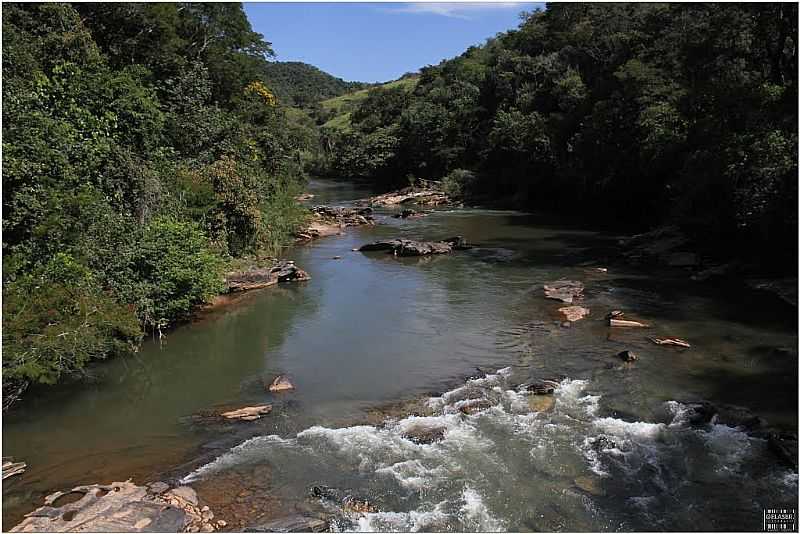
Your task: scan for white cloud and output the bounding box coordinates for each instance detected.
[382,2,528,20]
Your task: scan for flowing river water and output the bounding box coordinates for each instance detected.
[3,179,798,531]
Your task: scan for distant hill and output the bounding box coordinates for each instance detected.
[319,75,419,132]
[262,61,370,107]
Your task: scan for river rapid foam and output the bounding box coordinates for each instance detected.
[184,368,797,531]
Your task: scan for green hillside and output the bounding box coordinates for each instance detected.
[263,61,370,107]
[320,76,419,132]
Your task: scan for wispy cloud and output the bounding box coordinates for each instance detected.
[382,3,527,20]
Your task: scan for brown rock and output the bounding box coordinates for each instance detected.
[220,405,273,421]
[522,379,561,395]
[250,515,329,532]
[543,281,584,304]
[528,395,555,412]
[609,318,649,328]
[458,399,492,415]
[226,261,310,292]
[2,458,26,480]
[10,482,191,532]
[558,306,590,322]
[650,337,691,348]
[268,375,294,393]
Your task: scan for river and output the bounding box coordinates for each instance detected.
[3,179,797,531]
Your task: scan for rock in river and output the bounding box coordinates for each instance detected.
[359,236,470,257]
[247,515,329,533]
[267,374,295,392]
[10,481,216,533]
[528,395,555,412]
[521,379,560,395]
[295,205,375,242]
[356,183,451,207]
[543,280,584,304]
[650,337,691,348]
[402,425,446,444]
[559,305,590,322]
[609,318,649,328]
[226,261,310,292]
[618,350,638,362]
[2,458,26,480]
[220,404,273,421]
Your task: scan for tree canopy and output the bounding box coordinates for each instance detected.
[2,2,317,403]
[320,3,797,265]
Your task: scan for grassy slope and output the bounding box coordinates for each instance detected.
[320,76,419,132]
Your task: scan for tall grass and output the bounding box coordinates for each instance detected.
[259,179,311,257]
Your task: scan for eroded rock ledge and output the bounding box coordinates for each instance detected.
[225,261,310,292]
[359,236,470,257]
[355,183,452,208]
[11,481,221,533]
[295,206,375,241]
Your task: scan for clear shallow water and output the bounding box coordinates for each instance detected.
[3,179,797,530]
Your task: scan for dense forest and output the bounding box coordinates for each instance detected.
[2,2,798,406]
[263,61,370,108]
[1,3,323,405]
[320,3,798,265]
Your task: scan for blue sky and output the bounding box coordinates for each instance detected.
[244,3,543,83]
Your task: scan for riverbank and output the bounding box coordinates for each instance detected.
[3,179,797,531]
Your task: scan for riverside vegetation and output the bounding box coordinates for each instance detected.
[1,3,323,405]
[317,3,798,270]
[2,2,797,413]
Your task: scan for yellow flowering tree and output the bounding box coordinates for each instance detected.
[244,80,277,107]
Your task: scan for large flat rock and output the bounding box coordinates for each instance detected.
[11,482,186,533]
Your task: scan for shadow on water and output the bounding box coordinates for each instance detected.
[2,180,797,531]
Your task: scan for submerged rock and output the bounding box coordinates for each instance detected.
[768,433,799,471]
[678,401,766,431]
[574,476,605,496]
[589,435,618,451]
[309,485,377,514]
[246,515,329,533]
[226,261,310,292]
[521,379,561,395]
[528,395,555,412]
[10,481,215,533]
[543,280,584,304]
[402,425,446,444]
[458,398,492,414]
[392,208,426,219]
[267,375,295,393]
[359,236,470,257]
[746,278,798,307]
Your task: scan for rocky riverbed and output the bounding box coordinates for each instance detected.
[3,179,796,532]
